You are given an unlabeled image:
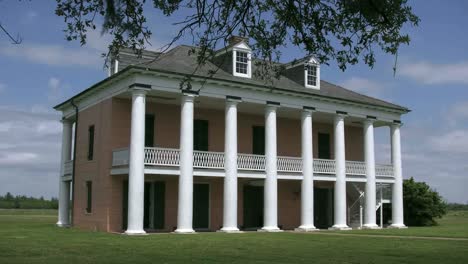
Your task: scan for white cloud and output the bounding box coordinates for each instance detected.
[399,61,468,84]
[0,42,103,68]
[340,77,384,98]
[449,101,468,121]
[47,77,71,103]
[0,105,61,198]
[429,130,468,153]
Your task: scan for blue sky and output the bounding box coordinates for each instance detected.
[0,1,467,203]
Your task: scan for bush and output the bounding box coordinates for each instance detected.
[403,178,447,226]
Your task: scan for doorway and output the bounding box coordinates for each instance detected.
[193,183,210,230]
[243,184,264,229]
[314,187,333,229]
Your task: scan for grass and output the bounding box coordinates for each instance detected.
[341,211,468,238]
[0,210,467,264]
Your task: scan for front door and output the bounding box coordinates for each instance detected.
[193,183,210,230]
[314,187,334,229]
[143,182,166,230]
[243,185,264,229]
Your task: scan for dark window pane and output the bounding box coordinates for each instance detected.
[194,120,209,151]
[86,181,92,213]
[252,126,265,155]
[88,125,94,160]
[145,114,155,147]
[318,133,331,159]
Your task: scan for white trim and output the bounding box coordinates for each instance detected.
[232,49,252,78]
[305,63,320,90]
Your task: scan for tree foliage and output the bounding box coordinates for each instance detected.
[55,0,419,74]
[0,192,58,209]
[403,178,447,226]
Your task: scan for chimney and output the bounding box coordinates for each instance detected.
[228,35,249,46]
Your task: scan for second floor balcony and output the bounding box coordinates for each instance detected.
[110,147,394,182]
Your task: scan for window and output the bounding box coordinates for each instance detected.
[87,125,95,160]
[235,51,249,74]
[318,133,331,159]
[86,181,92,213]
[145,114,155,147]
[306,64,317,87]
[194,120,209,151]
[252,126,265,155]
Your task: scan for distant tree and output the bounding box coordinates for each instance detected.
[446,203,468,211]
[55,0,420,75]
[403,178,447,226]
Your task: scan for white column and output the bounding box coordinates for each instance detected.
[330,114,350,230]
[220,99,240,232]
[260,104,281,232]
[175,92,196,233]
[125,88,147,235]
[363,119,379,229]
[390,124,407,228]
[57,120,73,227]
[296,109,317,231]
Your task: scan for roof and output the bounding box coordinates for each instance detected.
[55,45,409,112]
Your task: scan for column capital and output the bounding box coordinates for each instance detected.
[226,95,242,104]
[129,83,151,94]
[391,120,403,128]
[302,106,316,113]
[363,116,377,125]
[181,89,199,97]
[266,101,280,108]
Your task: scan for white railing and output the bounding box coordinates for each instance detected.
[63,160,73,176]
[110,147,394,177]
[238,153,265,171]
[145,147,180,167]
[376,164,394,178]
[194,150,224,169]
[112,148,130,166]
[346,161,367,176]
[313,159,336,174]
[277,156,302,172]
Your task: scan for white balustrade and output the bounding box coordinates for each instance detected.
[109,147,394,177]
[313,159,336,174]
[277,156,302,172]
[63,160,73,176]
[238,153,265,171]
[346,161,367,176]
[375,164,394,178]
[112,148,130,166]
[193,150,225,169]
[145,147,180,166]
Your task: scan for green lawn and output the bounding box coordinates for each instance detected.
[0,210,467,264]
[341,211,468,238]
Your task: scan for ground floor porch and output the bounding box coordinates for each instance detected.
[118,175,391,233]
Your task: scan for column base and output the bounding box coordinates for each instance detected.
[294,225,318,232]
[362,224,381,230]
[218,227,242,233]
[173,228,196,234]
[388,224,407,229]
[329,224,352,231]
[56,222,70,228]
[124,230,147,235]
[258,226,283,232]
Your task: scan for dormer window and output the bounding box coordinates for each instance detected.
[304,57,320,89]
[235,51,248,74]
[231,40,251,78]
[306,65,317,86]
